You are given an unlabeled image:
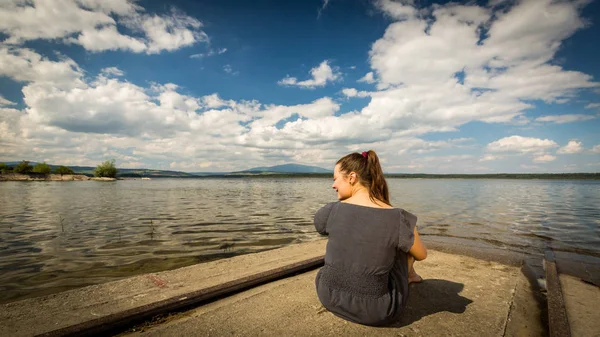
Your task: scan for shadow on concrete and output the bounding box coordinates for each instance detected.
[389,279,473,328]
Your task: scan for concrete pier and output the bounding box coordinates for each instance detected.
[1,239,598,336]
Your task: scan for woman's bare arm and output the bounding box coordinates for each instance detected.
[409,227,427,261]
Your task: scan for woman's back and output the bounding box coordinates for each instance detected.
[314,201,416,326]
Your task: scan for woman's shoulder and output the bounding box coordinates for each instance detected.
[339,200,397,211]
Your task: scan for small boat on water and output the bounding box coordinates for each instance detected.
[141,177,151,180]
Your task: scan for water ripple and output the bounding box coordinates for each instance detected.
[1,178,599,303]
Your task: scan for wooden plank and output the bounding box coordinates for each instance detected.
[544,255,571,337]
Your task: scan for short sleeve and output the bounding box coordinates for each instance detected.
[397,209,418,252]
[314,202,336,235]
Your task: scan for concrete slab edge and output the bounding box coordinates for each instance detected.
[39,255,324,337]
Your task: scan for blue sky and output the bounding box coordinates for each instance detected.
[0,0,599,173]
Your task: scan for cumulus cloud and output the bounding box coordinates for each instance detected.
[0,0,207,54]
[361,0,598,138]
[389,154,477,173]
[396,137,474,155]
[486,136,558,153]
[1,0,599,173]
[201,93,233,109]
[278,61,341,88]
[535,114,596,124]
[479,154,502,162]
[0,95,16,106]
[533,154,556,163]
[341,88,370,98]
[70,25,147,53]
[0,47,85,89]
[0,48,352,170]
[101,67,125,77]
[557,140,583,154]
[375,0,418,21]
[357,72,375,84]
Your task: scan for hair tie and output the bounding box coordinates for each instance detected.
[361,151,368,158]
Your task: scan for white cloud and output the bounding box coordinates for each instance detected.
[278,61,341,88]
[101,67,125,77]
[357,72,375,84]
[2,0,599,173]
[535,114,596,124]
[585,103,600,109]
[362,0,598,137]
[201,93,233,109]
[389,154,477,173]
[487,136,558,153]
[190,47,227,59]
[0,0,207,54]
[557,140,583,154]
[69,25,146,53]
[170,161,214,170]
[223,64,239,75]
[399,138,474,155]
[0,47,85,90]
[375,0,417,21]
[0,95,16,106]
[0,0,121,43]
[317,0,330,18]
[135,11,207,54]
[479,154,501,162]
[341,88,370,98]
[533,154,556,163]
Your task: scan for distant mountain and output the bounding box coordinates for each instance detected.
[240,163,331,174]
[188,172,230,176]
[2,161,331,177]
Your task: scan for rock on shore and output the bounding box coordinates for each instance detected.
[90,177,117,181]
[0,173,91,181]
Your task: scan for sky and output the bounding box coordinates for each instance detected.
[0,0,599,174]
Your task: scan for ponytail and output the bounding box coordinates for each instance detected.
[336,150,391,206]
[366,150,390,205]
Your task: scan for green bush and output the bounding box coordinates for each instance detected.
[14,161,33,174]
[32,162,52,174]
[94,159,118,178]
[0,163,12,173]
[55,166,74,175]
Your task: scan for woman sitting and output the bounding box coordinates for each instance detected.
[314,150,427,326]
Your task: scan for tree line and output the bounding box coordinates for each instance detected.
[0,160,118,178]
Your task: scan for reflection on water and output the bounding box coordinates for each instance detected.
[1,178,599,303]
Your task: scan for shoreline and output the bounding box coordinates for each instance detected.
[0,173,116,181]
[2,172,599,180]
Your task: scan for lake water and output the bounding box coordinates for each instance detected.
[1,178,599,304]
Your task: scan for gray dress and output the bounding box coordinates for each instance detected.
[314,202,417,326]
